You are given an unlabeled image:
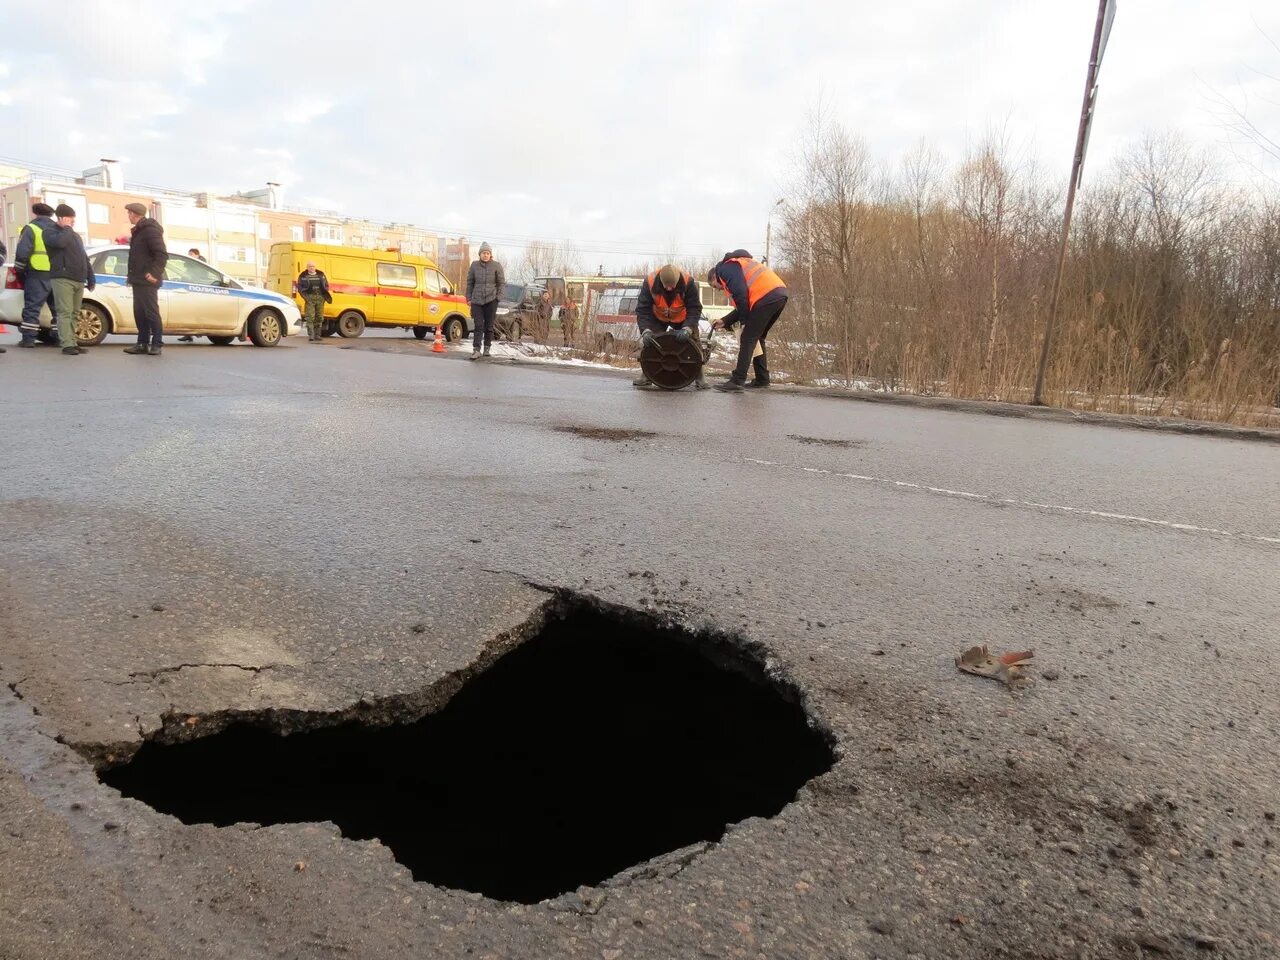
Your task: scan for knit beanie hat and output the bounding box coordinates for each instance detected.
[479,241,492,255]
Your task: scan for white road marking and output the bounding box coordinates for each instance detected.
[743,458,1280,546]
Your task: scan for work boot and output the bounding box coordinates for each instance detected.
[632,375,652,387]
[745,379,770,389]
[483,345,491,357]
[146,344,162,356]
[61,346,81,355]
[123,344,148,355]
[714,378,745,393]
[469,350,480,361]
[18,339,36,348]
[693,374,707,390]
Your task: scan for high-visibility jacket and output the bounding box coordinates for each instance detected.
[720,256,785,309]
[647,270,691,324]
[24,221,50,272]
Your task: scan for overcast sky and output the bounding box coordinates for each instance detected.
[1,0,1277,269]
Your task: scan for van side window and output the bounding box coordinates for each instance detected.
[377,263,417,289]
[423,269,442,294]
[435,271,454,295]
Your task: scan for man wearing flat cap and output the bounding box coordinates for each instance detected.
[122,201,167,356]
[45,204,96,355]
[13,201,60,348]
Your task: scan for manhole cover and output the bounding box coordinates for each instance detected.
[98,599,834,903]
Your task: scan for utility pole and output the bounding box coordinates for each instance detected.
[764,197,784,265]
[1032,0,1116,406]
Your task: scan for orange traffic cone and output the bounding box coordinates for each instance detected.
[431,325,446,354]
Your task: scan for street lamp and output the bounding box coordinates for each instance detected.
[763,197,785,265]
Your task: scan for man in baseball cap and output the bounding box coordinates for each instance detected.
[122,202,168,355]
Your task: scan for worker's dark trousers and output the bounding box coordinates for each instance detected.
[731,295,788,384]
[471,300,497,350]
[132,283,164,346]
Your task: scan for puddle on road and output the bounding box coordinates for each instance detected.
[98,596,834,904]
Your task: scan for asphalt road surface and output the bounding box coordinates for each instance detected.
[2,332,1278,960]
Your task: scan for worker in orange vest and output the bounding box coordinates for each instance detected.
[708,249,789,392]
[634,264,705,389]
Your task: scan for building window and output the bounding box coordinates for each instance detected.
[311,223,344,244]
[215,244,252,263]
[290,226,304,242]
[6,202,15,222]
[89,203,110,225]
[258,222,271,239]
[260,251,269,268]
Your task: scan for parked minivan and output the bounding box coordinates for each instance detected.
[266,242,471,340]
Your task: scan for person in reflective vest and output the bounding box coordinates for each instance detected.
[13,202,60,347]
[707,249,788,392]
[633,264,705,388]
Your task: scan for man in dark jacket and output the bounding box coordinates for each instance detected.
[708,249,789,392]
[45,204,96,356]
[465,241,504,359]
[122,202,167,356]
[633,264,705,388]
[14,202,60,348]
[296,261,333,342]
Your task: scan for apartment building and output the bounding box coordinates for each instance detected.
[0,159,454,287]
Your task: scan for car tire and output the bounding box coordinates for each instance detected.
[322,320,338,337]
[336,310,365,338]
[75,302,111,346]
[443,316,466,343]
[248,309,284,347]
[413,327,429,340]
[208,335,236,346]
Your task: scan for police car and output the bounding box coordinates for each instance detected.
[0,246,302,346]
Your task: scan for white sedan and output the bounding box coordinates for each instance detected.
[0,246,302,346]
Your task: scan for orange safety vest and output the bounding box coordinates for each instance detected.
[717,257,785,309]
[647,270,690,324]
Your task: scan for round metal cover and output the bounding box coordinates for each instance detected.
[639,331,704,390]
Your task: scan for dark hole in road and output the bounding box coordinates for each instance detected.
[99,600,834,903]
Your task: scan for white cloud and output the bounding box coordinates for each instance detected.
[0,0,1276,266]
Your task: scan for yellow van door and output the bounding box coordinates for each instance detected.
[374,261,420,325]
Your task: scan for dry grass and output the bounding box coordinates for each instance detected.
[771,126,1280,428]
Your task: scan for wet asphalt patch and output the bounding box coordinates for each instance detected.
[553,425,658,443]
[97,596,834,904]
[787,434,867,449]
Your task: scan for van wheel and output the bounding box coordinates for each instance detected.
[322,320,338,337]
[443,316,466,342]
[337,311,365,338]
[413,327,429,340]
[75,302,111,346]
[248,309,284,347]
[208,335,236,346]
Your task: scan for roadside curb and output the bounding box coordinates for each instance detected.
[781,384,1280,444]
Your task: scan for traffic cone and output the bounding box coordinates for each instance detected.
[431,325,446,353]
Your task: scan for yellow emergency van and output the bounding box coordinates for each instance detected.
[266,242,472,340]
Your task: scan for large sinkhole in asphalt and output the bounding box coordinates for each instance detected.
[99,602,834,903]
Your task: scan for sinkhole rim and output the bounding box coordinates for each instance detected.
[92,590,838,903]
